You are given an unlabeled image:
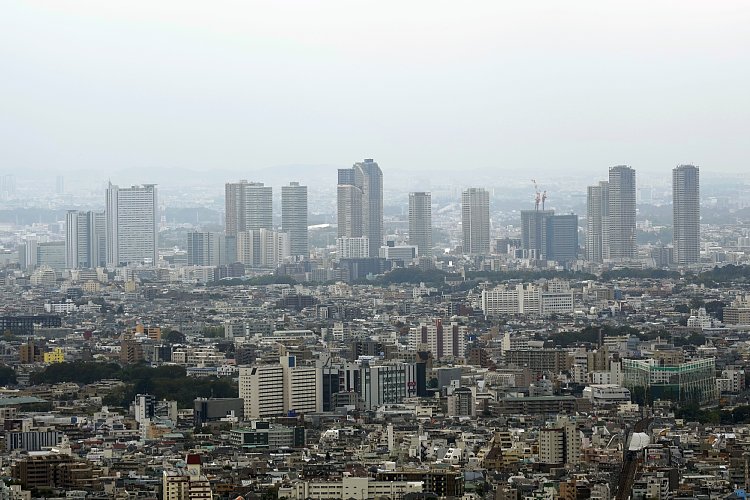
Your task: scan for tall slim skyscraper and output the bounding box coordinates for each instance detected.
[225,180,273,236]
[462,188,490,255]
[65,210,106,269]
[673,164,700,265]
[105,183,158,266]
[408,192,433,257]
[586,181,609,263]
[281,182,308,258]
[336,159,383,257]
[354,159,383,258]
[607,165,636,261]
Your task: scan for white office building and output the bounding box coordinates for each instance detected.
[336,236,369,259]
[105,183,158,266]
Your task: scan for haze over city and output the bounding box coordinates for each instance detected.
[2,0,749,180]
[2,3,750,500]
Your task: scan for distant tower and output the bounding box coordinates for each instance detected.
[586,181,609,262]
[461,188,490,255]
[105,183,158,266]
[547,214,579,263]
[607,166,636,261]
[187,232,226,266]
[66,210,106,269]
[337,159,383,257]
[337,184,363,239]
[282,182,309,258]
[354,159,384,258]
[673,164,700,265]
[225,180,273,235]
[408,192,433,257]
[56,175,64,195]
[521,210,554,260]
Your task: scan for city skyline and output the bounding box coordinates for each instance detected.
[2,3,750,499]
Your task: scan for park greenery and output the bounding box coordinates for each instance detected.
[675,404,750,425]
[31,362,236,408]
[0,365,17,386]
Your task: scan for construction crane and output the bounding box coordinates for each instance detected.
[531,179,540,210]
[531,179,548,211]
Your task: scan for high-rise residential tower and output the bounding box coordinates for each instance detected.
[607,165,636,261]
[105,183,158,266]
[281,182,308,258]
[187,232,226,267]
[65,210,106,269]
[225,180,273,236]
[586,181,609,262]
[336,159,383,257]
[354,159,383,257]
[337,184,363,239]
[461,188,490,255]
[408,192,433,257]
[673,164,700,265]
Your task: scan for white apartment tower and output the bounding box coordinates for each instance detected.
[65,210,106,269]
[336,236,370,259]
[239,356,321,419]
[538,416,581,467]
[236,229,290,268]
[105,183,158,267]
[337,159,383,257]
[408,192,433,257]
[462,187,490,255]
[673,164,700,265]
[239,364,285,419]
[585,181,609,262]
[409,319,467,360]
[281,181,309,258]
[225,180,273,236]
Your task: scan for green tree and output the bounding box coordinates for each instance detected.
[164,330,186,343]
[0,365,17,386]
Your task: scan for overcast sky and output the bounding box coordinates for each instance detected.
[1,1,748,177]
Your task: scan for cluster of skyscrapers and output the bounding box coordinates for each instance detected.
[219,180,308,268]
[66,183,158,269]
[60,161,702,271]
[586,164,700,265]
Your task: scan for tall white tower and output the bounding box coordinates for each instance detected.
[282,182,309,258]
[105,183,158,266]
[462,187,490,255]
[409,192,433,257]
[673,164,700,265]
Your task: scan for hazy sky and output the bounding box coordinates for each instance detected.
[2,1,748,177]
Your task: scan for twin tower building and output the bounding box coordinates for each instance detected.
[586,164,700,265]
